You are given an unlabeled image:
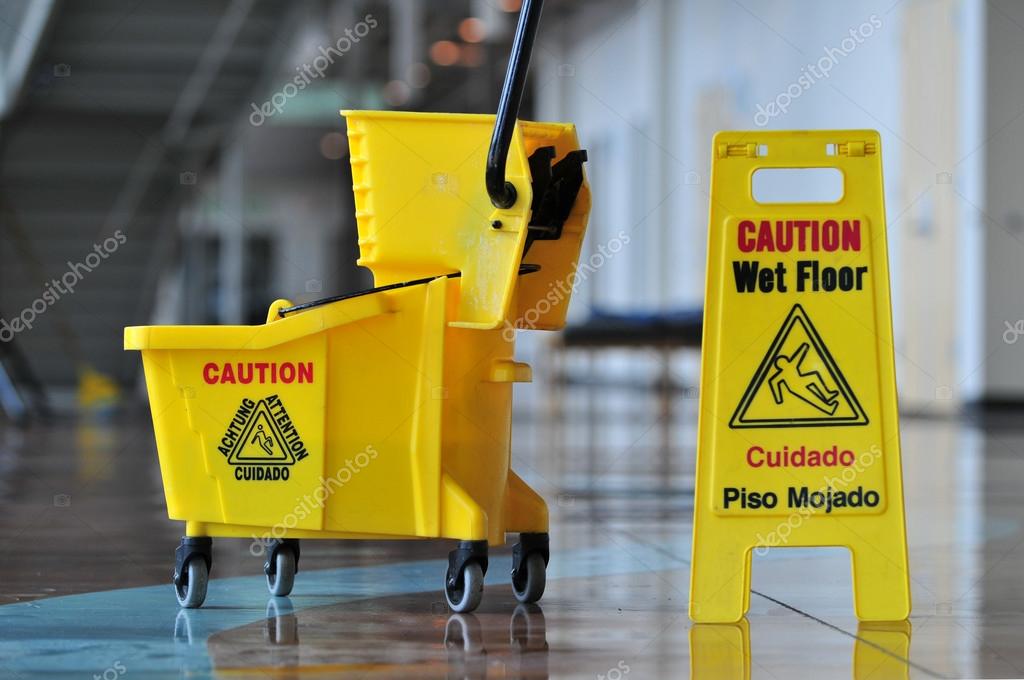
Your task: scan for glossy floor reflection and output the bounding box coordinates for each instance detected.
[203,597,554,678]
[0,386,1022,678]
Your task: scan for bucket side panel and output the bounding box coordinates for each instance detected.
[319,284,441,537]
[154,336,328,531]
[440,301,516,544]
[142,350,205,521]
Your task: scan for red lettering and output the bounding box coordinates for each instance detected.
[201,361,316,385]
[745,444,856,468]
[756,221,774,251]
[821,219,840,251]
[842,220,860,250]
[734,219,862,252]
[738,220,756,252]
[775,222,792,252]
[280,362,295,383]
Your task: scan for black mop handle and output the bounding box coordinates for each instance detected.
[486,0,545,210]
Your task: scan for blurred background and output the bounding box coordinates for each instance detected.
[0,0,1009,419]
[3,2,1024,678]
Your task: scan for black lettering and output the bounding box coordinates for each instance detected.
[724,487,741,508]
[732,261,759,293]
[789,486,809,507]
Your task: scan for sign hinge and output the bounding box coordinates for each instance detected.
[717,142,761,159]
[835,140,877,157]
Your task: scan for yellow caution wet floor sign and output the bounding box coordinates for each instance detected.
[690,130,910,623]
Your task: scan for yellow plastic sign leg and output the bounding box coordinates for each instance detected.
[690,130,910,623]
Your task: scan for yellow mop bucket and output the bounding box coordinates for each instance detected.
[125,0,589,612]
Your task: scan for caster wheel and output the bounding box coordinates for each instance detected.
[512,552,546,604]
[446,561,484,613]
[175,558,208,609]
[266,546,297,597]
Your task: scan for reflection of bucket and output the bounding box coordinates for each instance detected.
[265,598,298,646]
[445,613,485,655]
[509,603,548,652]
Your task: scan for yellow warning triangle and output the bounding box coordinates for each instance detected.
[730,304,868,428]
[227,399,296,464]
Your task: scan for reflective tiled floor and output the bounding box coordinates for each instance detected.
[0,385,1022,678]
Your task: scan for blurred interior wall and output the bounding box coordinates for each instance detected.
[535,0,1016,409]
[899,0,960,412]
[978,0,1024,404]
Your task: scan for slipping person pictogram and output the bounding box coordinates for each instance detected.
[767,343,840,415]
[224,398,299,465]
[730,304,868,428]
[251,424,275,456]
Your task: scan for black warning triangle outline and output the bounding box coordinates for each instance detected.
[227,398,297,465]
[729,304,869,429]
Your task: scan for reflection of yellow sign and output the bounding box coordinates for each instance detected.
[690,131,910,623]
[689,619,911,679]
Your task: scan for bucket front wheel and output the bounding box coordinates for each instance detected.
[175,558,208,608]
[174,537,212,609]
[264,539,300,597]
[266,547,296,597]
[511,532,549,604]
[445,540,488,613]
[512,552,546,604]
[445,561,484,613]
